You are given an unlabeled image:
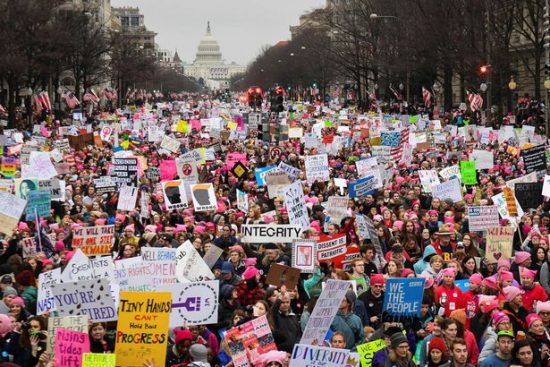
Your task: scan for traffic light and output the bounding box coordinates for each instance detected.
[271,86,285,113]
[247,86,263,109]
[480,65,489,76]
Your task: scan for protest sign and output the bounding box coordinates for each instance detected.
[327,196,349,223]
[176,240,214,282]
[202,244,224,269]
[240,224,302,243]
[117,185,138,211]
[278,161,301,181]
[265,170,291,198]
[292,240,317,273]
[317,234,347,262]
[125,259,176,292]
[432,179,462,203]
[190,183,217,211]
[418,170,440,192]
[486,227,514,263]
[68,133,94,150]
[460,161,477,185]
[471,149,494,170]
[383,278,425,318]
[20,237,37,258]
[254,165,276,186]
[290,344,349,367]
[26,190,51,220]
[506,172,537,191]
[55,328,90,367]
[50,278,116,322]
[224,315,277,366]
[544,175,550,197]
[38,178,65,201]
[266,263,301,289]
[521,144,546,173]
[305,154,329,183]
[94,176,117,194]
[356,339,386,367]
[54,138,71,153]
[226,152,247,169]
[158,280,219,327]
[162,180,189,210]
[301,279,350,345]
[515,182,543,209]
[60,249,92,283]
[111,158,138,186]
[47,315,89,353]
[492,192,524,224]
[371,146,391,163]
[236,189,248,213]
[37,268,61,315]
[502,187,518,217]
[349,176,376,198]
[467,206,500,232]
[22,151,58,179]
[283,180,310,229]
[14,178,38,199]
[439,165,461,181]
[116,291,171,367]
[1,157,16,178]
[231,161,248,179]
[82,353,116,367]
[72,225,115,256]
[160,135,181,152]
[381,131,401,147]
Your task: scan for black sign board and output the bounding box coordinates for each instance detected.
[521,144,547,174]
[515,182,543,210]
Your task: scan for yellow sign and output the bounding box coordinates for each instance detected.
[227,121,238,130]
[115,292,171,367]
[357,339,386,367]
[82,353,116,367]
[177,119,189,134]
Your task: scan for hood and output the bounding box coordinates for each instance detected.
[422,245,437,260]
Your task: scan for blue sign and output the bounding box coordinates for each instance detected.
[381,131,401,147]
[383,278,425,317]
[455,279,470,292]
[348,176,375,198]
[254,165,276,187]
[26,190,51,220]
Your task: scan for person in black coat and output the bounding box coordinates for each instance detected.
[271,292,301,353]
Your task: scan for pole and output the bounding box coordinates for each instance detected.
[35,208,42,253]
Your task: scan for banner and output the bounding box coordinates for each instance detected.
[356,339,386,367]
[116,291,171,367]
[486,227,514,263]
[283,180,310,229]
[305,154,329,183]
[82,353,116,367]
[26,190,51,220]
[117,186,138,211]
[47,315,89,353]
[432,178,462,203]
[240,224,302,243]
[317,234,346,262]
[50,278,116,322]
[349,176,376,198]
[382,278,425,318]
[515,182,543,210]
[190,183,217,211]
[71,225,115,256]
[94,176,117,194]
[292,240,317,273]
[521,144,546,173]
[162,180,189,210]
[158,280,219,327]
[290,344,349,367]
[460,161,477,185]
[111,158,138,186]
[224,315,277,366]
[301,280,350,345]
[55,328,90,367]
[176,241,214,282]
[467,206,499,232]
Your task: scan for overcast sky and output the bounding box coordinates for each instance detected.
[111,0,326,66]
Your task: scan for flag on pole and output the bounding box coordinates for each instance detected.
[422,87,432,108]
[390,127,410,160]
[467,90,483,111]
[389,84,403,101]
[62,91,80,109]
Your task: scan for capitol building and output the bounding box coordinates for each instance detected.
[183,22,245,90]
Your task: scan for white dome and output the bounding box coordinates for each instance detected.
[194,22,222,64]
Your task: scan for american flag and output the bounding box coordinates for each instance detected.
[101,88,116,101]
[422,87,432,108]
[125,89,136,102]
[62,91,80,109]
[33,94,43,114]
[390,127,410,160]
[467,91,483,111]
[368,91,379,111]
[83,89,99,104]
[389,84,403,101]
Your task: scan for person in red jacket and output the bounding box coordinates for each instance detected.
[463,273,484,322]
[521,267,548,312]
[434,267,464,317]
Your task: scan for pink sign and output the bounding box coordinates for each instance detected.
[226,153,247,169]
[191,119,202,130]
[55,328,90,367]
[160,160,177,180]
